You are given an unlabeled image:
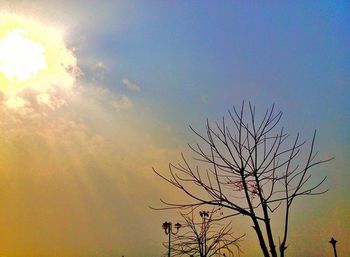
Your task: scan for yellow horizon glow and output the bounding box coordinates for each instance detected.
[0,13,77,108]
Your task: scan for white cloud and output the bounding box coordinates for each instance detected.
[79,84,133,112]
[122,78,140,92]
[4,95,28,109]
[96,61,107,69]
[110,94,133,111]
[94,61,108,80]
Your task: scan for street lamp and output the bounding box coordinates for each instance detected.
[162,221,181,257]
[199,211,209,255]
[329,237,338,257]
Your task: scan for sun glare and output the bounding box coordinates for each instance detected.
[0,13,77,104]
[0,28,47,82]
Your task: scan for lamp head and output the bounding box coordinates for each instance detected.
[162,221,170,231]
[175,222,181,229]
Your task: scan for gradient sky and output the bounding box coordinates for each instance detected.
[0,1,348,257]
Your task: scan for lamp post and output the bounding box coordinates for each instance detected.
[199,211,209,256]
[162,221,181,257]
[329,237,338,257]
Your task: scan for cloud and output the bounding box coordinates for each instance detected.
[110,95,133,111]
[93,60,108,81]
[96,60,107,69]
[122,78,140,92]
[81,85,133,112]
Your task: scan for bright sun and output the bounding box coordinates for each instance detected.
[0,13,77,107]
[0,28,47,82]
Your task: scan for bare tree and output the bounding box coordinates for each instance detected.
[167,208,243,257]
[154,102,332,257]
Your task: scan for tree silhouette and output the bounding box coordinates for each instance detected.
[167,208,243,257]
[154,102,332,257]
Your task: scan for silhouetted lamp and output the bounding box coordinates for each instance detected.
[162,221,181,257]
[329,237,338,257]
[162,221,170,231]
[174,222,181,230]
[199,210,209,218]
[199,210,210,253]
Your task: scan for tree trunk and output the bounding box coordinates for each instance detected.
[251,217,271,257]
[263,212,278,257]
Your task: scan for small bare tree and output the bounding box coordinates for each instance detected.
[154,102,332,257]
[168,208,243,257]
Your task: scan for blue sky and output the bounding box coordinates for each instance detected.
[74,1,349,139]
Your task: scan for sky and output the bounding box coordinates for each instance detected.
[0,1,348,257]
